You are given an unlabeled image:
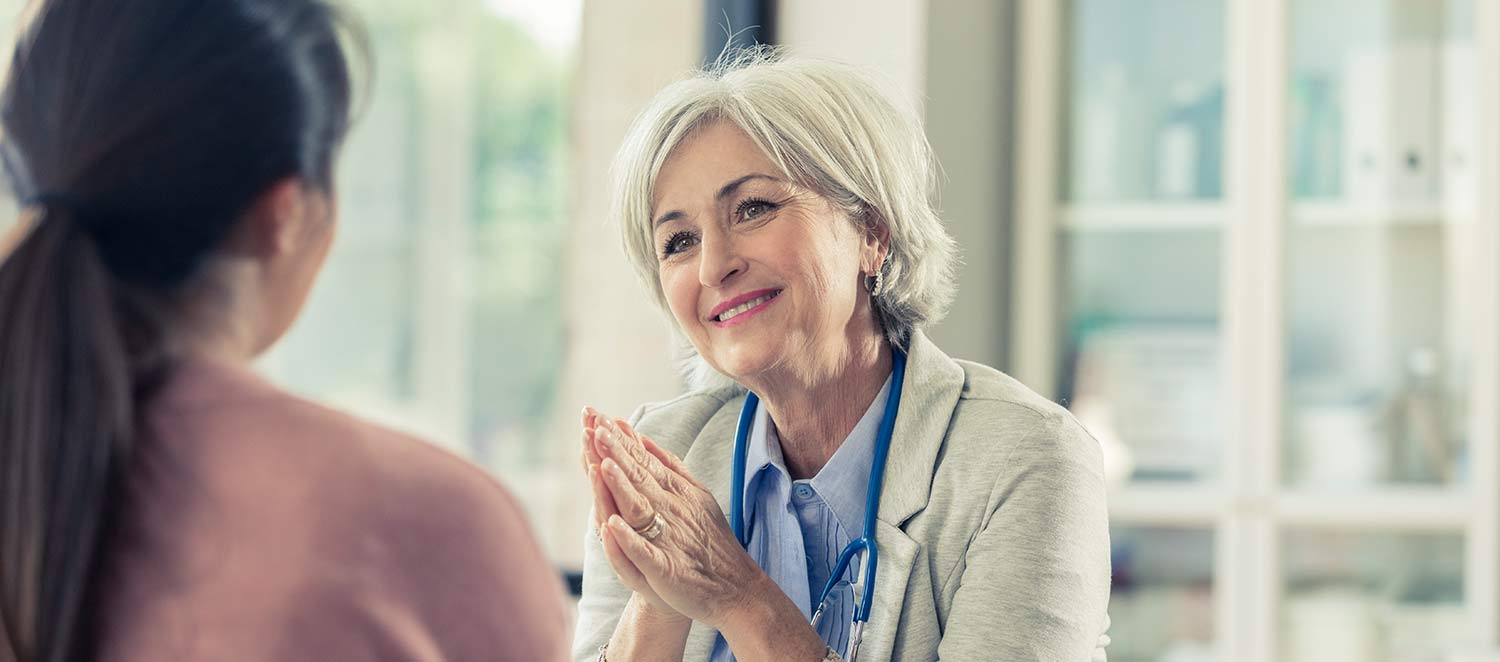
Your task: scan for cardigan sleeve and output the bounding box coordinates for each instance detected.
[935,412,1112,661]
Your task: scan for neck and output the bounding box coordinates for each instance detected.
[172,260,264,365]
[754,331,893,480]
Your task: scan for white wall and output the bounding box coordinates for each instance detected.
[776,0,929,102]
[922,0,1014,368]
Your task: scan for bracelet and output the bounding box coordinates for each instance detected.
[596,643,608,661]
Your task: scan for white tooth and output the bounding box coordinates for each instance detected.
[718,293,779,322]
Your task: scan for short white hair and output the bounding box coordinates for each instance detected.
[611,48,959,388]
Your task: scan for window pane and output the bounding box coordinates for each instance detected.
[260,0,581,529]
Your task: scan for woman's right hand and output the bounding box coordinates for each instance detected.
[580,408,679,616]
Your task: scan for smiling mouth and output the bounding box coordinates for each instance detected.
[713,290,782,323]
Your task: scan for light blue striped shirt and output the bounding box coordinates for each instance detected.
[709,375,891,661]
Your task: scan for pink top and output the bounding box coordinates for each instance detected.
[95,357,570,661]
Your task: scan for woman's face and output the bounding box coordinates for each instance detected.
[650,121,884,384]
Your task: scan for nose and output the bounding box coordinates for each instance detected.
[697,226,746,288]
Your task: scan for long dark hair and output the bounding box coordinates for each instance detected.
[0,1,358,660]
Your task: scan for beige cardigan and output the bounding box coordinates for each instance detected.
[573,332,1111,661]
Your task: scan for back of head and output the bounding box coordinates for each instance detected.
[0,1,356,659]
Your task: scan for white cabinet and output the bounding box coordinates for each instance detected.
[1012,1,1500,660]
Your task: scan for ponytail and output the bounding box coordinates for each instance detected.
[0,210,157,662]
[0,0,359,658]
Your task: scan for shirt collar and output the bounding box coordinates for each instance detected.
[810,375,890,535]
[740,373,894,534]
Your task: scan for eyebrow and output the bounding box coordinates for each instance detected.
[652,173,782,228]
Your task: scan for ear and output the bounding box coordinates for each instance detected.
[860,208,892,274]
[222,178,309,260]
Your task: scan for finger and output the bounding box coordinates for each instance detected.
[607,514,667,576]
[638,434,703,490]
[601,457,660,531]
[582,427,603,467]
[582,408,606,463]
[598,419,674,491]
[599,523,653,593]
[589,464,620,529]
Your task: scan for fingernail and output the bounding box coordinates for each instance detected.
[604,459,623,478]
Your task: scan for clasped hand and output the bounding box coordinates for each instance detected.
[579,408,763,628]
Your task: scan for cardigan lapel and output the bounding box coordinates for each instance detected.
[675,331,965,659]
[877,331,965,527]
[855,519,921,660]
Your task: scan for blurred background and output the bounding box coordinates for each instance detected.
[2,0,1499,660]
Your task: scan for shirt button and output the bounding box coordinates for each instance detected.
[793,484,815,501]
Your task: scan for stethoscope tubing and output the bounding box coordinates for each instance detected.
[729,349,907,632]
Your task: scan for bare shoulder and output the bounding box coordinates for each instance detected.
[168,382,528,544]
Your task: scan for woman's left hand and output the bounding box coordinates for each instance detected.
[589,415,767,629]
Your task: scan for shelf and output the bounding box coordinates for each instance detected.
[1058,200,1473,231]
[1275,487,1472,531]
[1291,200,1474,227]
[1109,483,1228,526]
[1060,202,1226,231]
[1108,484,1472,532]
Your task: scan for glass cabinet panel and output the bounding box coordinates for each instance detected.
[1059,0,1227,484]
[1110,526,1216,662]
[1281,530,1464,662]
[1283,0,1476,488]
[1065,0,1225,202]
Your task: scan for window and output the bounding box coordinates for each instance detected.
[259,0,584,557]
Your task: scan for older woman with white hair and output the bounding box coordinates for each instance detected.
[574,50,1110,662]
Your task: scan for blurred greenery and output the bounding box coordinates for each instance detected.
[468,9,572,467]
[329,1,572,466]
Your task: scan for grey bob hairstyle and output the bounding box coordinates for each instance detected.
[612,48,959,387]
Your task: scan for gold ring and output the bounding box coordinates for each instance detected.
[633,513,665,541]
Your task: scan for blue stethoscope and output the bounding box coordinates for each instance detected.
[729,349,906,662]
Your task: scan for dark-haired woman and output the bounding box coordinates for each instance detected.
[0,1,569,661]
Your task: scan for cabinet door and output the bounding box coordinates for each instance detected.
[1058,0,1229,486]
[1280,529,1464,661]
[1282,0,1477,491]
